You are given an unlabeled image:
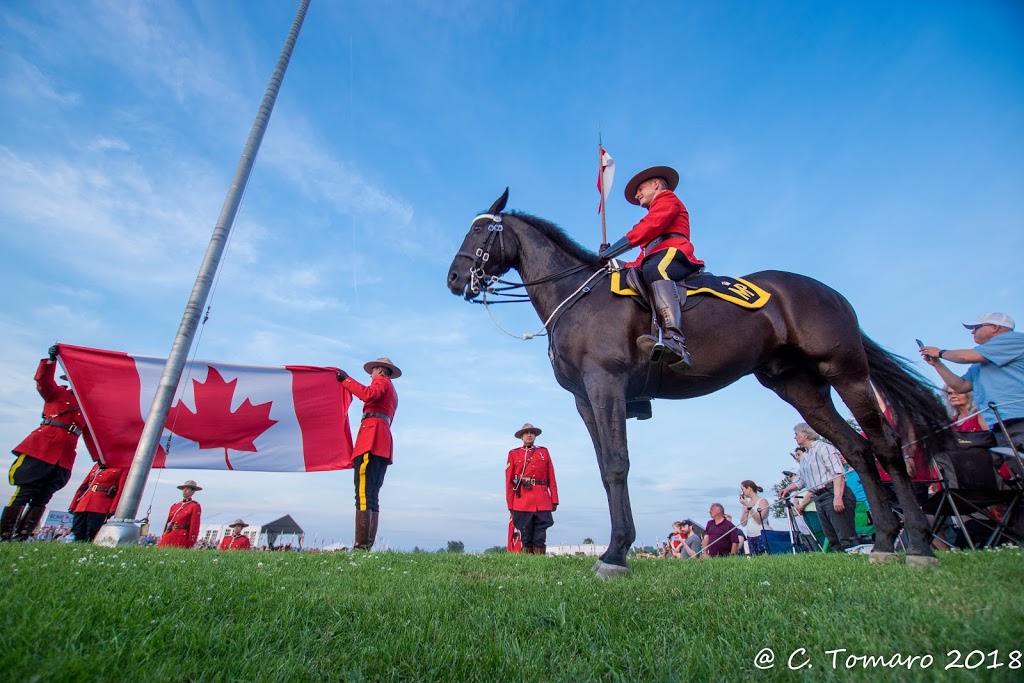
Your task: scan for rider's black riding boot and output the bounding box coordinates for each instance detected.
[636,279,691,373]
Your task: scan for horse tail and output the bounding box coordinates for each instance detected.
[861,333,950,452]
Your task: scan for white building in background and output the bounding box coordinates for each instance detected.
[544,544,608,557]
[197,514,304,549]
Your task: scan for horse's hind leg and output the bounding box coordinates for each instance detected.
[757,370,903,555]
[574,392,634,576]
[834,377,936,562]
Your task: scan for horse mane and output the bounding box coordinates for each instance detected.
[508,211,603,267]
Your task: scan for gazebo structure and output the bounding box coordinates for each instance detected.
[259,514,304,549]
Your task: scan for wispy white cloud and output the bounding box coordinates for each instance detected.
[82,136,131,153]
[0,52,81,107]
[261,117,414,224]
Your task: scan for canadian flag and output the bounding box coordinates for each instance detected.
[597,145,615,215]
[56,344,354,472]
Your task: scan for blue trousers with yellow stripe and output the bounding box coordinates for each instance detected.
[7,453,71,507]
[640,246,700,284]
[353,453,389,511]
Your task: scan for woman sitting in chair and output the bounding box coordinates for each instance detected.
[945,386,988,433]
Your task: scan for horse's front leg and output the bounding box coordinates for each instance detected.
[574,386,633,577]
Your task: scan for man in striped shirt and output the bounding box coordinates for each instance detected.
[779,423,858,551]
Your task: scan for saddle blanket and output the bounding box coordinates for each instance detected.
[610,267,770,309]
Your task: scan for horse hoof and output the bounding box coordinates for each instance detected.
[869,551,900,564]
[906,554,939,568]
[595,562,631,579]
[592,559,602,572]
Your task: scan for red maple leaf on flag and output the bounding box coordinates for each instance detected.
[166,367,278,470]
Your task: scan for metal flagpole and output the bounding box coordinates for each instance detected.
[94,0,312,547]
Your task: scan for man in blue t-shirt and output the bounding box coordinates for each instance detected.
[920,312,1024,452]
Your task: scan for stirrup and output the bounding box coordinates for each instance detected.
[649,328,668,364]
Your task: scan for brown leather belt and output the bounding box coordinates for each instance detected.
[90,485,114,493]
[166,523,190,531]
[362,411,392,425]
[646,233,688,250]
[41,418,82,436]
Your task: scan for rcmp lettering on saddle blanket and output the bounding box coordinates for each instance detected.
[69,462,128,542]
[219,519,251,550]
[158,480,203,548]
[506,423,559,555]
[2,346,96,542]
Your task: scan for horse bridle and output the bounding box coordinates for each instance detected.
[462,212,507,297]
[458,212,596,301]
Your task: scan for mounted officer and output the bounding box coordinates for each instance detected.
[600,165,703,372]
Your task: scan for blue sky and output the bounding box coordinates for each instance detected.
[1,1,1021,551]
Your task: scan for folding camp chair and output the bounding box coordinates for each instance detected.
[923,447,1024,549]
[762,530,796,554]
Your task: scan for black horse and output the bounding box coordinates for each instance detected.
[447,189,948,576]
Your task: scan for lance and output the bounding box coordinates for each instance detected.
[599,136,608,246]
[94,0,312,547]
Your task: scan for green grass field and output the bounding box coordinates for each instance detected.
[1,544,1022,682]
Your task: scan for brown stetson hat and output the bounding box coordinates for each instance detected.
[229,519,248,528]
[514,423,542,439]
[177,479,203,491]
[363,357,402,379]
[624,165,680,205]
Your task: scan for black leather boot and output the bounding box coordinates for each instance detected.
[15,506,44,541]
[0,505,25,541]
[366,510,379,551]
[353,510,371,550]
[636,279,691,372]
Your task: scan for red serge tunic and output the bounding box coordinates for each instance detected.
[69,463,128,515]
[624,190,703,267]
[341,375,398,463]
[506,446,559,512]
[12,359,95,471]
[219,534,251,550]
[158,499,202,548]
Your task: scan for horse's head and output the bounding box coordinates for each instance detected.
[447,188,519,300]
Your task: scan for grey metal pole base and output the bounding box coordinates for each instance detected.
[93,521,141,547]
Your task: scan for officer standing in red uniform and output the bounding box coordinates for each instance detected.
[506,423,559,554]
[2,345,94,542]
[219,519,251,550]
[336,356,400,551]
[600,165,704,372]
[158,480,203,548]
[69,462,128,542]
